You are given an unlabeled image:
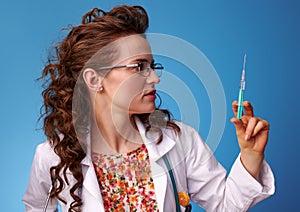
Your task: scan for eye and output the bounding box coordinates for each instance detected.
[137,62,146,72]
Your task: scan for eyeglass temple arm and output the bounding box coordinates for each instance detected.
[98,64,139,71]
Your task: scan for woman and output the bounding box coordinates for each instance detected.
[23,5,275,212]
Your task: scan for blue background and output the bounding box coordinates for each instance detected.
[1,0,299,211]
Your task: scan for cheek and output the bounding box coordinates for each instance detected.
[111,74,146,105]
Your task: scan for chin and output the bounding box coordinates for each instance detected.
[130,105,156,115]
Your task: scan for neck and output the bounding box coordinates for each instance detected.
[91,106,143,154]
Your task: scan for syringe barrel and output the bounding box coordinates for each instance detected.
[240,80,246,90]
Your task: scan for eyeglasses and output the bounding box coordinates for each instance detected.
[98,61,163,77]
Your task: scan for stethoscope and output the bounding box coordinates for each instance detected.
[162,155,192,212]
[43,184,53,212]
[43,155,192,212]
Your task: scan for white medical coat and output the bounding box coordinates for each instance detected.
[23,119,275,211]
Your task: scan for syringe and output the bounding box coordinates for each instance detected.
[237,54,246,119]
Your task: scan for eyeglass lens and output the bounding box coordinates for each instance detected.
[138,61,162,77]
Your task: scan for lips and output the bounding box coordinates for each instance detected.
[143,90,156,100]
[144,89,156,96]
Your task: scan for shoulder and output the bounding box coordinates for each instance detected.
[175,121,197,132]
[172,122,218,167]
[34,139,60,168]
[165,120,202,141]
[165,121,213,156]
[36,140,57,156]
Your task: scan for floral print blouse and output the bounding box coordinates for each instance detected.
[92,144,159,211]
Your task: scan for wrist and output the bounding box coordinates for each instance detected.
[241,149,264,159]
[240,150,264,180]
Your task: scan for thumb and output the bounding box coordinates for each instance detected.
[230,117,244,134]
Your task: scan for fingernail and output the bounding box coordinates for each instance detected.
[244,134,249,141]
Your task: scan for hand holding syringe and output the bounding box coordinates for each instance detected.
[231,54,271,180]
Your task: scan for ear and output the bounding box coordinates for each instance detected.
[83,68,102,91]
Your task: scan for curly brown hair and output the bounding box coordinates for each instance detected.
[40,5,180,211]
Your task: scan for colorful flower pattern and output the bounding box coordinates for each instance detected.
[92,144,159,211]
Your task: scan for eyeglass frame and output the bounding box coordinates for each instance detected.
[98,61,164,77]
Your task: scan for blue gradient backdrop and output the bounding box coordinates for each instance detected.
[1,0,299,211]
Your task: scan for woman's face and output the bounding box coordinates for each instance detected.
[97,35,160,115]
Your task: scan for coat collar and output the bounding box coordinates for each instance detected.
[134,116,176,161]
[81,116,177,165]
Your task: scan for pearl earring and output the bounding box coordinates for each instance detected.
[97,85,104,92]
[97,77,104,92]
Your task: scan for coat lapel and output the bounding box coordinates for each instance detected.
[80,156,104,211]
[135,117,177,211]
[80,131,104,211]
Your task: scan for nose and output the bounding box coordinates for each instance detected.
[146,69,160,84]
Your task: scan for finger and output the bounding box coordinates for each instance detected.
[245,117,258,140]
[241,116,263,130]
[240,115,249,127]
[243,101,254,117]
[232,101,239,117]
[253,119,270,137]
[230,117,244,135]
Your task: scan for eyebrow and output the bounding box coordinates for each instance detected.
[130,58,154,64]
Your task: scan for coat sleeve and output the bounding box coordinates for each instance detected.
[22,142,59,212]
[184,126,275,212]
